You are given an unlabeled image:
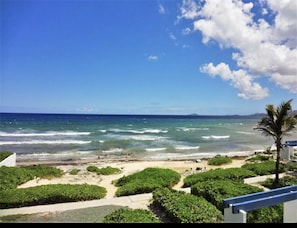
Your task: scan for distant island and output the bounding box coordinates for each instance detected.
[187,113,266,118]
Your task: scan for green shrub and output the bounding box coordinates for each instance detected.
[241,161,286,175]
[86,165,98,173]
[22,164,64,179]
[245,155,273,162]
[0,166,35,190]
[0,184,107,209]
[191,179,283,223]
[97,166,121,175]
[183,167,256,187]
[286,162,297,172]
[0,165,63,191]
[191,179,263,211]
[102,208,160,223]
[152,187,223,223]
[207,156,232,166]
[114,167,181,197]
[87,165,121,175]
[260,176,297,189]
[69,169,80,175]
[247,204,283,223]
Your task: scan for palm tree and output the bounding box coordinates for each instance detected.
[254,99,297,186]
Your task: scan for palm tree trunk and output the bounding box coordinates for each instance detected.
[275,140,281,185]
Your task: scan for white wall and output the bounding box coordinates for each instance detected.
[0,153,16,167]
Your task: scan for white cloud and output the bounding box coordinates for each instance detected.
[169,33,176,40]
[177,0,202,20]
[200,62,269,100]
[147,55,159,61]
[178,0,297,99]
[75,107,96,113]
[182,44,190,48]
[158,4,165,14]
[182,27,191,35]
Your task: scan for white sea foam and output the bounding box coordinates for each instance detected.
[176,127,209,131]
[16,151,98,161]
[102,148,123,153]
[107,128,167,134]
[175,146,200,150]
[0,140,91,145]
[145,147,167,152]
[146,150,255,160]
[146,152,212,159]
[106,134,168,141]
[201,135,230,139]
[0,131,90,137]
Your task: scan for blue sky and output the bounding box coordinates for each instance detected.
[1,0,296,115]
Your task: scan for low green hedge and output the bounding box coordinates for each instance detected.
[152,187,223,223]
[0,183,107,209]
[241,160,286,175]
[114,167,181,197]
[87,165,121,175]
[0,165,63,191]
[207,156,232,166]
[245,155,273,162]
[191,179,263,211]
[183,167,256,187]
[191,179,283,223]
[102,208,161,223]
[260,176,297,189]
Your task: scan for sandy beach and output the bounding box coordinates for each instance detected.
[17,156,249,199]
[3,154,292,222]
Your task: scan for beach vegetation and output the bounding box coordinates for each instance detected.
[241,160,286,176]
[0,165,63,191]
[151,187,223,223]
[183,167,256,188]
[1,159,294,223]
[245,154,273,162]
[113,167,181,197]
[286,161,297,172]
[0,183,107,209]
[246,204,283,223]
[191,179,263,211]
[260,176,297,189]
[69,168,80,175]
[207,155,232,166]
[0,214,27,222]
[254,99,297,186]
[0,151,14,162]
[102,208,161,223]
[20,164,64,179]
[190,179,282,223]
[87,165,121,175]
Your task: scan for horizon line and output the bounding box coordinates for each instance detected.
[0,111,267,117]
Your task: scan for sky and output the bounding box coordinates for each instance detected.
[1,0,297,115]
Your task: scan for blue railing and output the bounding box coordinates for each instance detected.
[224,185,297,214]
[283,140,297,147]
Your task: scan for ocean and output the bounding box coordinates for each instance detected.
[1,113,297,162]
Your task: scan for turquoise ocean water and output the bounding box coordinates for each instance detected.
[1,113,296,162]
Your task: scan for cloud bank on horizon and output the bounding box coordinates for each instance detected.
[177,0,297,100]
